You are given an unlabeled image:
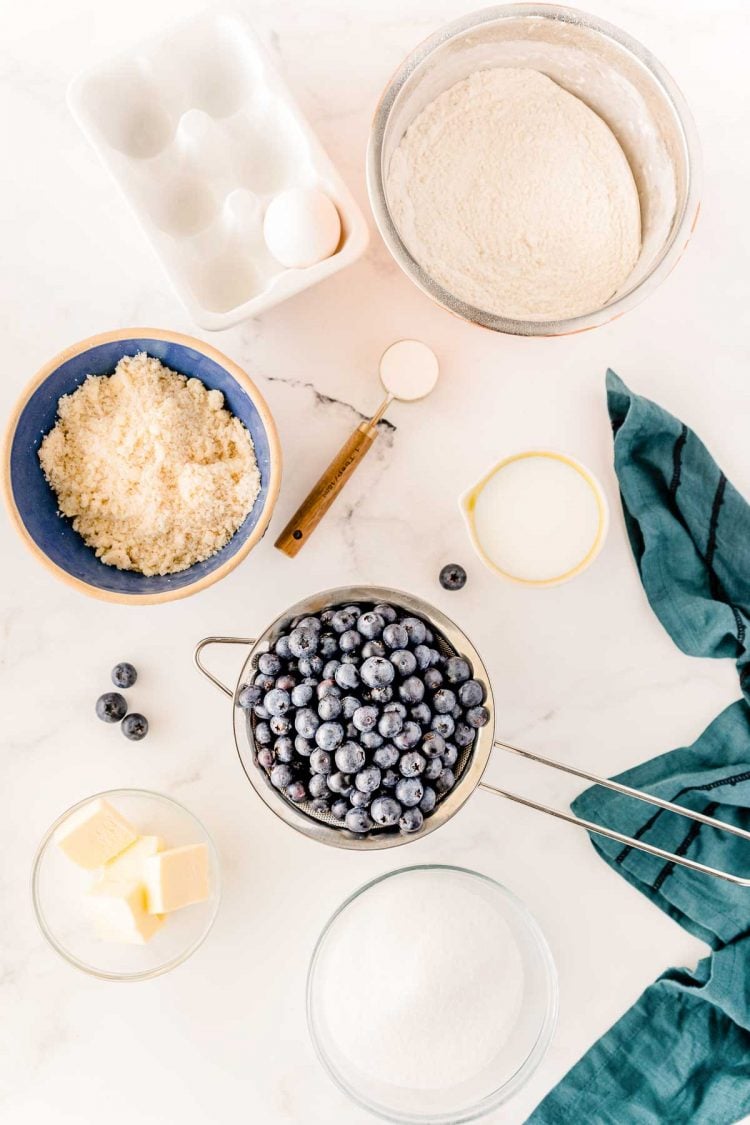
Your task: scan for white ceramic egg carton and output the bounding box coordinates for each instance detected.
[68,11,369,330]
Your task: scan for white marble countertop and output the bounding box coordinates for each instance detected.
[2,0,749,1121]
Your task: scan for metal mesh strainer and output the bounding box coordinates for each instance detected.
[196,585,750,880]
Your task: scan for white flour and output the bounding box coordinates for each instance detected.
[387,67,641,322]
[316,873,524,1091]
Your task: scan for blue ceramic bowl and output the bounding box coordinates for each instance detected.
[3,329,282,603]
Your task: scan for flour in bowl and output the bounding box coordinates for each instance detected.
[39,353,261,576]
[386,67,641,322]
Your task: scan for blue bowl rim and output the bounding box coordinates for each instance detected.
[2,327,283,605]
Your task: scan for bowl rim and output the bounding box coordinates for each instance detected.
[31,787,222,982]
[2,327,283,605]
[366,2,703,337]
[306,863,559,1123]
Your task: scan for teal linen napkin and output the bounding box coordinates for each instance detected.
[527,371,750,1125]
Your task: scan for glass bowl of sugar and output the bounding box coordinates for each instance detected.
[367,4,701,337]
[307,865,558,1123]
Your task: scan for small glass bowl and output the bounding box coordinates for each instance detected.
[307,865,558,1123]
[32,789,221,981]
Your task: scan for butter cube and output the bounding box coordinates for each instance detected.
[144,843,210,913]
[55,798,138,870]
[101,835,165,883]
[87,880,164,945]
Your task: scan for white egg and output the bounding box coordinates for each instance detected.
[263,188,342,269]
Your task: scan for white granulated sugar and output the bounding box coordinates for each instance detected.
[317,876,524,1091]
[387,67,641,322]
[39,352,261,576]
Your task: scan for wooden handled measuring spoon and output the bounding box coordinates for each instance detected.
[275,340,440,557]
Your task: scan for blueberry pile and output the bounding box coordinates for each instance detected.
[237,601,490,836]
[95,663,148,741]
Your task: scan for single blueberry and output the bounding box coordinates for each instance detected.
[315,722,344,751]
[297,616,321,633]
[331,798,349,821]
[458,679,485,707]
[310,749,333,774]
[361,640,386,659]
[270,764,293,790]
[111,662,137,689]
[419,786,437,814]
[414,645,432,671]
[345,808,374,834]
[299,655,324,677]
[371,796,402,827]
[274,736,294,763]
[399,807,424,833]
[378,710,403,739]
[291,683,314,708]
[238,684,262,710]
[294,735,312,757]
[335,663,360,691]
[308,773,329,798]
[339,629,362,653]
[442,743,459,768]
[422,731,446,758]
[254,721,272,746]
[439,563,467,591]
[424,667,443,690]
[257,748,273,771]
[332,608,358,634]
[361,731,383,750]
[275,674,296,694]
[264,688,291,717]
[424,756,443,781]
[253,704,269,721]
[316,679,341,701]
[384,701,407,718]
[358,611,385,639]
[341,694,361,719]
[466,705,490,729]
[454,722,476,748]
[327,771,353,795]
[432,713,455,739]
[258,652,282,677]
[319,609,336,627]
[353,705,378,733]
[355,765,381,793]
[368,685,393,704]
[122,713,148,740]
[289,627,318,659]
[382,623,409,650]
[436,767,456,794]
[255,673,275,693]
[382,768,399,789]
[286,780,307,803]
[399,751,426,777]
[433,688,457,714]
[395,777,424,807]
[374,603,397,623]
[394,722,421,750]
[322,659,341,680]
[402,616,427,646]
[374,743,400,769]
[361,656,395,689]
[445,656,471,683]
[349,789,372,809]
[319,632,339,657]
[295,708,320,738]
[399,676,425,705]
[335,742,366,774]
[275,635,292,660]
[390,649,417,677]
[318,695,342,722]
[410,702,432,726]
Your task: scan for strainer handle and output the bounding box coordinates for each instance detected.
[194,636,256,698]
[481,740,750,887]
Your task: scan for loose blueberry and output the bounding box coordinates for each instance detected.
[396,777,424,807]
[371,796,402,826]
[361,656,395,689]
[439,563,467,591]
[258,652,282,677]
[399,807,424,833]
[122,713,148,740]
[317,678,340,700]
[111,662,137,689]
[399,751,426,777]
[355,766,381,793]
[345,808,373,834]
[459,679,485,707]
[335,742,366,773]
[299,655,324,678]
[271,764,293,790]
[238,684,262,710]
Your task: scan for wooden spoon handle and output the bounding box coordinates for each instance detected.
[275,423,376,557]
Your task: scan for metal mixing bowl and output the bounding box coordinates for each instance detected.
[367,4,701,336]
